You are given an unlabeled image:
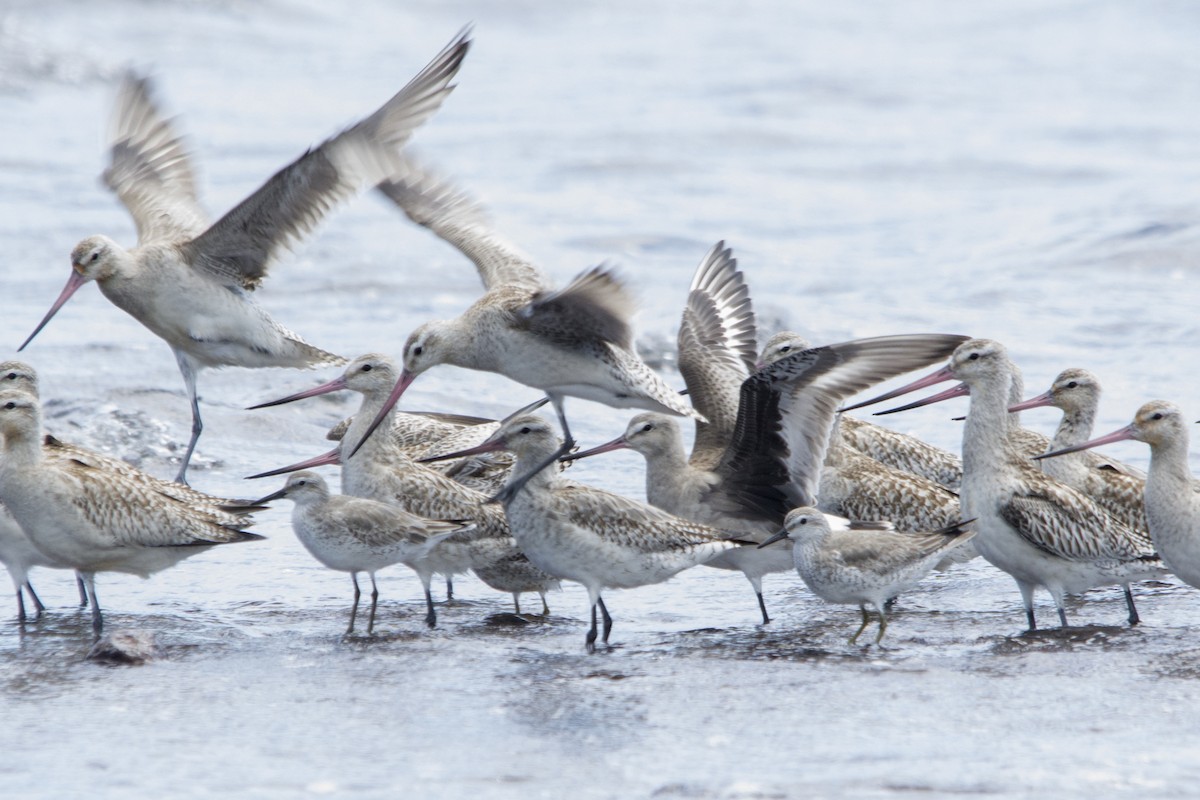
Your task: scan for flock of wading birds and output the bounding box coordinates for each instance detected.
[2,28,1197,654]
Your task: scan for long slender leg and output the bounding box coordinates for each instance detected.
[25,581,46,616]
[16,589,26,625]
[540,593,550,616]
[597,595,613,644]
[424,588,437,629]
[489,394,573,504]
[82,572,102,637]
[874,603,888,644]
[511,593,522,615]
[76,573,88,607]
[1017,580,1037,631]
[173,352,204,485]
[748,575,770,625]
[445,576,454,601]
[1048,586,1068,628]
[346,572,361,635]
[849,605,870,645]
[586,602,598,654]
[1123,585,1140,626]
[367,574,380,635]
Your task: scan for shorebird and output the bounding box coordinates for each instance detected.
[566,331,969,622]
[843,339,1163,629]
[422,415,749,653]
[758,507,975,644]
[0,391,262,635]
[755,335,964,536]
[0,502,58,623]
[242,472,470,635]
[1038,401,1200,590]
[17,29,472,483]
[249,355,560,623]
[352,155,703,501]
[760,331,962,489]
[1010,368,1147,532]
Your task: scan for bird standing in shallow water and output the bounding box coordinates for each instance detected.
[241,471,470,635]
[758,507,975,645]
[846,339,1164,629]
[353,155,703,502]
[0,390,262,636]
[1039,400,1200,592]
[424,415,747,653]
[17,29,472,483]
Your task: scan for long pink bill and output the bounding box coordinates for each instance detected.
[246,448,341,480]
[558,435,629,463]
[18,270,89,351]
[247,375,349,410]
[1008,390,1055,414]
[417,434,507,464]
[874,382,969,416]
[1035,424,1137,460]
[348,369,418,459]
[839,363,956,413]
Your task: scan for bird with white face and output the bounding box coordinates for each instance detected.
[422,415,747,653]
[241,471,470,635]
[1039,401,1200,592]
[758,507,975,645]
[17,29,472,483]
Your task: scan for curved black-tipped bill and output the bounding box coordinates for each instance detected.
[349,369,417,459]
[1008,389,1054,414]
[840,363,956,413]
[874,382,968,416]
[559,435,628,463]
[418,434,507,464]
[1034,424,1136,460]
[246,448,341,479]
[248,374,348,410]
[19,270,88,351]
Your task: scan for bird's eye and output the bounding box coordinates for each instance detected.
[413,346,424,357]
[90,252,100,262]
[3,402,14,410]
[361,364,372,372]
[4,373,14,381]
[1066,382,1078,389]
[642,423,652,432]
[1152,413,1163,420]
[968,353,980,361]
[780,346,791,353]
[799,518,808,525]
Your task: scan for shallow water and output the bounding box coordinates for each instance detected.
[2,0,1200,797]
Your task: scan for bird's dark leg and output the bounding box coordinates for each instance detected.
[598,596,613,644]
[512,593,522,615]
[16,589,26,625]
[586,602,598,654]
[445,576,454,601]
[83,573,102,638]
[75,573,88,607]
[540,593,550,616]
[489,394,572,505]
[1019,581,1037,631]
[25,581,46,616]
[1123,586,1140,626]
[875,605,888,644]
[849,605,870,645]
[367,574,379,635]
[424,587,437,628]
[174,354,203,485]
[346,573,361,635]
[756,592,770,625]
